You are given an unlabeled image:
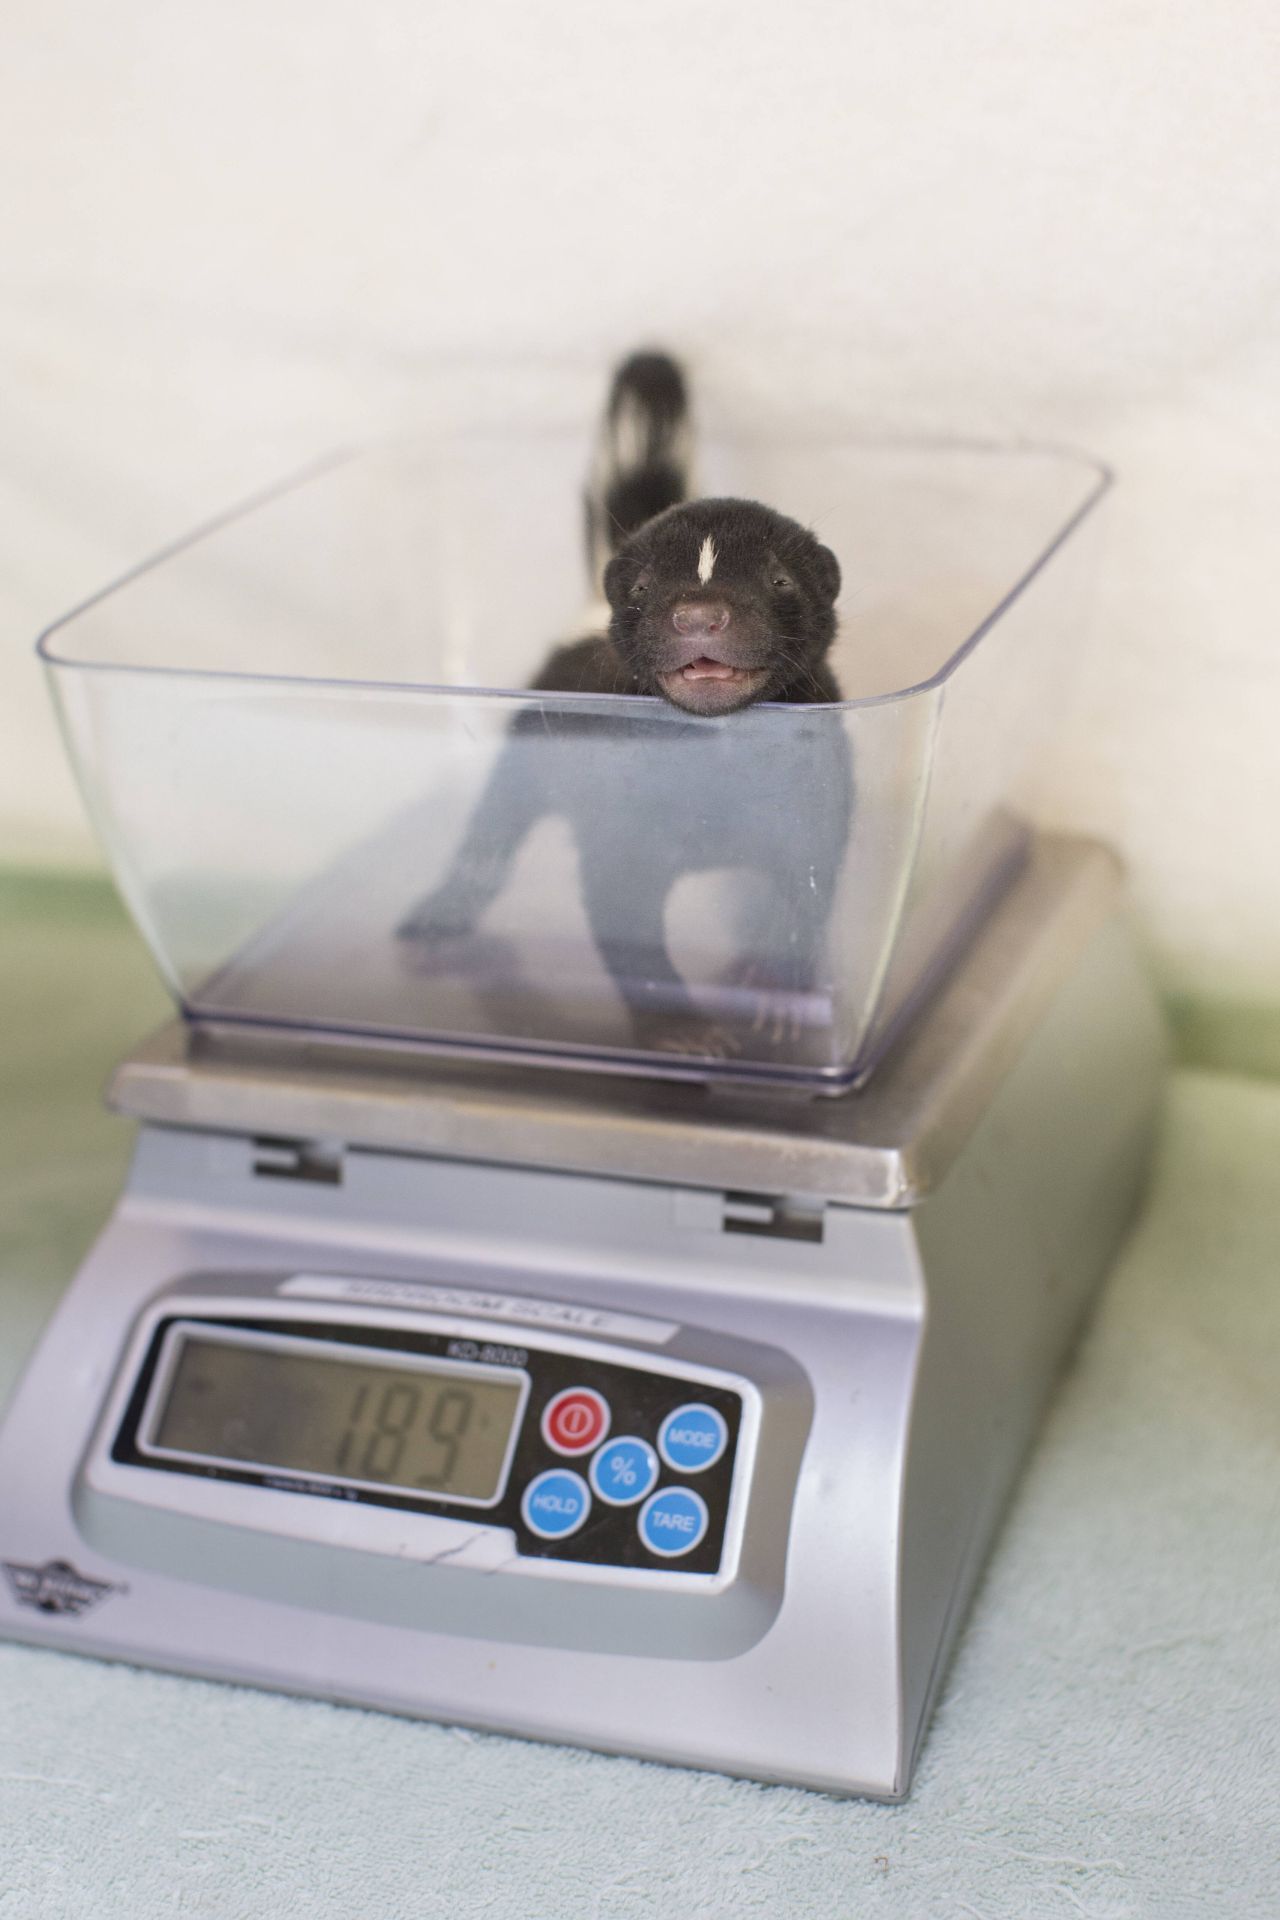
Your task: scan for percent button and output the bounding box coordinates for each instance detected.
[589,1437,660,1508]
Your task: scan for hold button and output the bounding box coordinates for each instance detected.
[522,1469,591,1540]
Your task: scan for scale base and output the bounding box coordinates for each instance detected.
[0,838,1166,1797]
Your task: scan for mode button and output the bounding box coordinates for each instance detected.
[658,1402,728,1474]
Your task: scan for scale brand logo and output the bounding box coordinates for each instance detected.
[2,1556,124,1617]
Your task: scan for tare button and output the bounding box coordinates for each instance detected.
[521,1469,592,1540]
[638,1487,710,1558]
[658,1403,728,1474]
[541,1387,611,1456]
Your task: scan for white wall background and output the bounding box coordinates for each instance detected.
[2,0,1277,1009]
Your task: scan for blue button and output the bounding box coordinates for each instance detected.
[589,1437,660,1507]
[658,1403,728,1474]
[521,1469,591,1540]
[638,1487,709,1558]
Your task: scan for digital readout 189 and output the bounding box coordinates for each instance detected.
[332,1382,474,1487]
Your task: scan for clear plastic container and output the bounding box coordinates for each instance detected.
[40,430,1108,1092]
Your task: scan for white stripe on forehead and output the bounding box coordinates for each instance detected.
[697,535,717,585]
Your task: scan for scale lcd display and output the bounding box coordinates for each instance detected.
[143,1328,527,1504]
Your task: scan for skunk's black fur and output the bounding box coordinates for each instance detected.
[399,351,852,1058]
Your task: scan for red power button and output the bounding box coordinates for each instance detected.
[541,1387,611,1456]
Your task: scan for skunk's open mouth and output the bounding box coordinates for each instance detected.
[656,659,771,712]
[677,656,747,682]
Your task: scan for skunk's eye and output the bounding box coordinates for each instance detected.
[772,571,794,592]
[630,572,651,600]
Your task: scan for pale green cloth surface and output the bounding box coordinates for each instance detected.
[1,879,1278,1918]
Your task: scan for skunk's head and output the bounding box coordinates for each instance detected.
[603,499,841,715]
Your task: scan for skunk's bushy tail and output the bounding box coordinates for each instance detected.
[586,350,691,584]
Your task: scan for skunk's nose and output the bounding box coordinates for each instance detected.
[671,602,730,636]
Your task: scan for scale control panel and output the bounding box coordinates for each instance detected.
[104,1305,749,1581]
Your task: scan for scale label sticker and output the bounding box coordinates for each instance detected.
[2,1557,125,1618]
[279,1275,678,1345]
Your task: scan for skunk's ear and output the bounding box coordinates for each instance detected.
[603,549,635,609]
[603,551,624,608]
[811,540,841,603]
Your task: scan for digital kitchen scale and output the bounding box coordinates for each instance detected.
[0,834,1165,1799]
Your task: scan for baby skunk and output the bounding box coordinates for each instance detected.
[539,352,843,714]
[398,352,851,1059]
